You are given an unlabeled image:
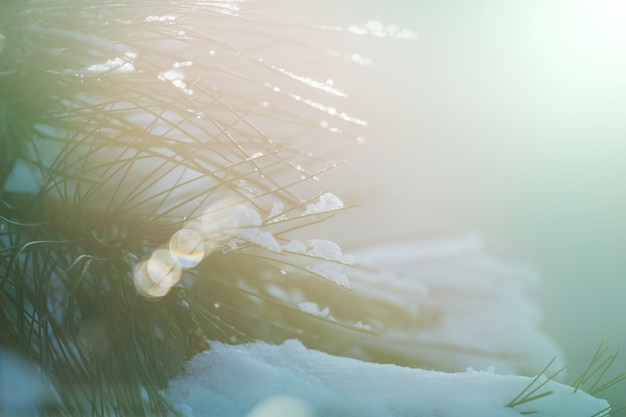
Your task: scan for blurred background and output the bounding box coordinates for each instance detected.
[274,0,626,403]
[3,0,624,413]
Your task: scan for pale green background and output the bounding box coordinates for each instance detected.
[279,0,626,406]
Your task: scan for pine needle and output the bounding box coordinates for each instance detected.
[506,356,566,409]
[1,1,375,415]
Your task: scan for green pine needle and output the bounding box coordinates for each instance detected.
[1,1,371,415]
[507,340,626,417]
[506,356,566,409]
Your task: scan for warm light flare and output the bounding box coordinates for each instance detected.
[169,228,206,268]
[133,250,182,299]
[133,198,265,298]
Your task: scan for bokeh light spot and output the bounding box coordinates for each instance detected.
[169,228,206,268]
[133,249,182,298]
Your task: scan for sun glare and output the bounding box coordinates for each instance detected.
[586,0,626,42]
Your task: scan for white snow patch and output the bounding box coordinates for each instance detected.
[235,229,280,252]
[230,205,280,251]
[282,239,353,264]
[158,63,193,95]
[282,240,307,254]
[305,265,351,288]
[164,339,609,417]
[343,234,562,375]
[347,21,418,39]
[280,239,353,287]
[268,201,287,222]
[298,302,332,319]
[86,51,137,74]
[353,321,372,331]
[237,179,257,196]
[307,239,354,264]
[303,193,344,215]
[143,15,177,23]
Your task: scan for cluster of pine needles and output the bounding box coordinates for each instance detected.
[0,1,370,415]
[1,1,624,416]
[506,340,626,416]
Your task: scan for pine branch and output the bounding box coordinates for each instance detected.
[0,1,371,415]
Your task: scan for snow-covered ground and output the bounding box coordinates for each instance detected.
[164,339,608,417]
[162,235,609,417]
